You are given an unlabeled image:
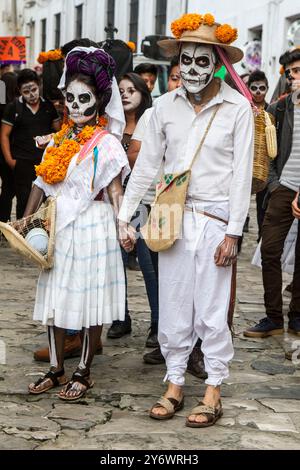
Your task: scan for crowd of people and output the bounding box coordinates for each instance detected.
[0,10,299,428]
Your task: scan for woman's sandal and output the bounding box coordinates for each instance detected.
[28,368,68,395]
[59,371,94,401]
[149,396,184,420]
[185,400,223,428]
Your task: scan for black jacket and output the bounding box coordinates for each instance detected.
[267,94,294,192]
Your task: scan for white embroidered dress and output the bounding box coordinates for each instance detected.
[33,132,129,330]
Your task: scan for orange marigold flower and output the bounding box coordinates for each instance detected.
[171,13,202,38]
[215,24,238,44]
[203,13,215,26]
[280,65,285,75]
[127,41,136,52]
[37,49,63,64]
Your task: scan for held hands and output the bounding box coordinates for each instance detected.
[214,235,238,267]
[292,192,300,220]
[118,221,136,253]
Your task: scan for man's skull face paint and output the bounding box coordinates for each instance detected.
[65,80,97,125]
[20,81,40,105]
[180,43,216,94]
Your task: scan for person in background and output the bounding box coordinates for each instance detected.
[248,70,270,241]
[107,72,152,339]
[1,69,61,219]
[0,63,14,78]
[134,63,158,93]
[0,72,18,222]
[244,48,300,339]
[240,73,250,86]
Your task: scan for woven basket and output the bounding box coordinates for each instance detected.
[252,110,270,194]
[0,197,56,270]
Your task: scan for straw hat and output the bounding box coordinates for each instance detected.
[158,14,243,65]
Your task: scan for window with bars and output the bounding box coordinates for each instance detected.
[106,0,115,38]
[155,0,167,35]
[129,0,139,44]
[75,4,83,39]
[54,13,61,49]
[41,18,47,51]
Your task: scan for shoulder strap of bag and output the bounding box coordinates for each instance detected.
[188,104,221,171]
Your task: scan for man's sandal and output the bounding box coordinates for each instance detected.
[59,371,94,401]
[185,401,223,428]
[149,396,184,420]
[28,368,68,395]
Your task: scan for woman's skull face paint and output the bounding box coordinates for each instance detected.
[119,79,142,113]
[65,80,97,125]
[180,43,216,94]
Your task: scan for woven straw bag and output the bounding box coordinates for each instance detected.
[141,105,220,252]
[0,197,56,270]
[252,110,277,194]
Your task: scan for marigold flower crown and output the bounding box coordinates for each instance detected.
[37,49,64,64]
[171,13,238,45]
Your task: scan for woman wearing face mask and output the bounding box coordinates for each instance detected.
[23,47,130,400]
[107,73,152,339]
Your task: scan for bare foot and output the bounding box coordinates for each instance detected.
[151,383,183,417]
[28,368,67,394]
[59,376,93,400]
[187,385,221,424]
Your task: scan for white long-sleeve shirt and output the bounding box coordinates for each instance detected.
[118,81,254,236]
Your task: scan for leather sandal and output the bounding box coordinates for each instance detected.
[59,371,94,401]
[150,396,184,420]
[28,368,68,395]
[185,400,223,428]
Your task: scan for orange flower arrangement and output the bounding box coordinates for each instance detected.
[203,13,215,26]
[170,12,238,45]
[127,41,136,52]
[215,24,238,44]
[37,49,63,64]
[35,117,108,185]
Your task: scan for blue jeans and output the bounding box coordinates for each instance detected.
[135,204,159,327]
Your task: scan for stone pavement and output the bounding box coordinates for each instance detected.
[0,202,300,451]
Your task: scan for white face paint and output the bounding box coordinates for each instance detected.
[180,43,216,94]
[20,81,40,105]
[65,79,97,125]
[119,79,142,113]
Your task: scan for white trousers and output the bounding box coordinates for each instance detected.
[158,206,235,387]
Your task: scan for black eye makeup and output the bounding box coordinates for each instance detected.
[181,54,193,65]
[79,93,91,104]
[66,92,75,103]
[195,56,210,67]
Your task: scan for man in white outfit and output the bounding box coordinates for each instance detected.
[119,13,254,427]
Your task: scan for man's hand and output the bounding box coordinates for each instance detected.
[214,235,238,267]
[292,192,300,220]
[118,221,136,252]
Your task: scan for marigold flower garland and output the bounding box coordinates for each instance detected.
[37,49,64,64]
[35,117,107,185]
[171,12,238,44]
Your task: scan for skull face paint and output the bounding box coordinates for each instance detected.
[119,79,142,113]
[249,80,268,104]
[180,43,216,94]
[20,81,40,105]
[65,80,97,125]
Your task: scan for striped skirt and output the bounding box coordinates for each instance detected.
[33,201,125,330]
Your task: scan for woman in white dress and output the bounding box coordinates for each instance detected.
[26,47,130,400]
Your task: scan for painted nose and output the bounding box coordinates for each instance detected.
[72,102,79,109]
[189,68,198,76]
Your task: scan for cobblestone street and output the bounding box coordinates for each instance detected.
[0,202,300,451]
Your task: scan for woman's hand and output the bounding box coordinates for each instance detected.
[292,192,300,220]
[118,221,136,252]
[214,235,239,267]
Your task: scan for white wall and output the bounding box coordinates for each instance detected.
[1,0,298,95]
